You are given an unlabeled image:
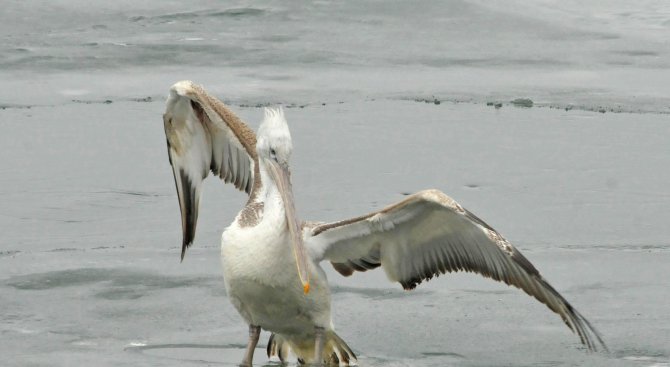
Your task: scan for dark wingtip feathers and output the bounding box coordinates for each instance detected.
[177,168,198,262]
[180,242,188,262]
[266,333,275,358]
[397,259,608,352]
[179,218,195,262]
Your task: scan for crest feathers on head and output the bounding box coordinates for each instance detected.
[257,106,292,155]
[263,106,285,121]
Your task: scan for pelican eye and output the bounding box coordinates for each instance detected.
[270,148,277,160]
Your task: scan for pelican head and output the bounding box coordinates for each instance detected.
[257,108,310,294]
[257,108,293,168]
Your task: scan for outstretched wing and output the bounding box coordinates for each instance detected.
[306,189,607,351]
[163,80,257,260]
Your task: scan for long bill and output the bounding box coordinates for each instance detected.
[266,158,311,294]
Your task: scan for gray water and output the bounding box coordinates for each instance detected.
[1,1,669,366]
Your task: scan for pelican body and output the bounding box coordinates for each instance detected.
[220,138,345,362]
[162,81,606,365]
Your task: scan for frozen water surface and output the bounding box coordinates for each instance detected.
[1,1,669,366]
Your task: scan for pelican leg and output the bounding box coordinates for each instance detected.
[311,326,325,366]
[239,324,261,366]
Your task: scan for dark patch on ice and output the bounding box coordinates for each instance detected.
[127,343,245,352]
[566,30,620,41]
[95,288,145,300]
[48,248,81,252]
[511,98,534,108]
[606,60,634,66]
[612,50,658,57]
[239,102,274,108]
[4,268,217,299]
[155,10,206,21]
[414,57,570,68]
[413,97,441,105]
[2,313,25,322]
[210,8,265,18]
[5,268,108,290]
[330,285,431,299]
[251,34,297,43]
[421,351,465,359]
[557,243,670,252]
[0,103,34,110]
[89,245,125,251]
[72,99,113,105]
[95,271,216,300]
[0,250,21,258]
[135,7,265,23]
[398,95,670,115]
[128,96,153,103]
[125,342,254,364]
[464,184,479,189]
[102,189,162,197]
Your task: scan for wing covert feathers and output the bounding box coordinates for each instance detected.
[308,189,607,351]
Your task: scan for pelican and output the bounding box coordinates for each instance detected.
[162,81,607,366]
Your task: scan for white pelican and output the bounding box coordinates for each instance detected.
[162,81,607,366]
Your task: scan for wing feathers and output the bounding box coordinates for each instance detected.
[177,168,199,260]
[163,81,257,259]
[307,189,607,351]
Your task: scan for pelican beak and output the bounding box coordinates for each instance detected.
[266,158,311,294]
